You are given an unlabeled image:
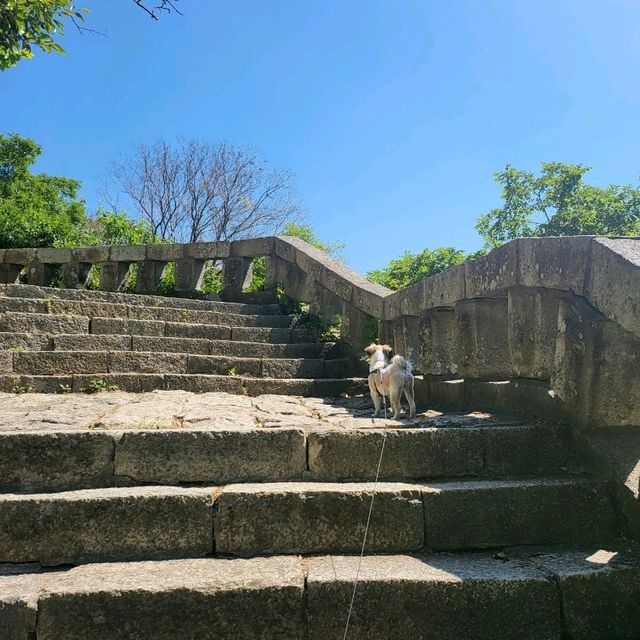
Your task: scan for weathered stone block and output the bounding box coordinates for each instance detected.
[222,256,253,296]
[508,287,562,379]
[244,378,316,396]
[419,308,459,376]
[146,243,184,261]
[0,312,89,334]
[231,237,275,257]
[0,264,24,284]
[164,374,244,393]
[308,428,483,480]
[274,236,298,263]
[136,260,166,294]
[553,296,640,427]
[533,547,640,640]
[0,431,116,492]
[98,261,131,291]
[36,557,304,640]
[174,258,206,291]
[4,248,36,264]
[54,334,132,351]
[91,317,165,336]
[0,486,213,564]
[231,326,290,343]
[587,236,640,337]
[72,246,110,263]
[61,262,92,289]
[165,321,230,340]
[456,298,510,379]
[215,482,424,555]
[72,373,165,393]
[350,279,388,317]
[397,280,425,316]
[13,352,109,375]
[465,241,518,298]
[391,315,420,366]
[306,554,561,640]
[36,247,72,264]
[316,263,354,304]
[0,374,74,393]
[110,244,146,262]
[518,236,593,293]
[108,351,188,374]
[187,355,261,376]
[341,301,377,351]
[0,572,46,640]
[422,479,616,550]
[424,262,466,309]
[133,335,211,354]
[115,428,305,484]
[261,358,324,379]
[184,241,230,259]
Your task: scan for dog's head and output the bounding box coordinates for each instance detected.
[364,343,392,367]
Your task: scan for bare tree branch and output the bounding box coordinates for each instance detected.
[100,139,303,243]
[133,0,183,21]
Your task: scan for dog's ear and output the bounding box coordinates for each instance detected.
[364,343,378,355]
[381,344,393,354]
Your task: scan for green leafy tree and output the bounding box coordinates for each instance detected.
[76,208,160,246]
[476,162,640,249]
[0,1,85,70]
[281,222,345,260]
[1,1,180,70]
[0,133,87,248]
[367,246,468,290]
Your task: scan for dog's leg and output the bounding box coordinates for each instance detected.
[404,379,416,418]
[369,377,382,417]
[390,387,403,420]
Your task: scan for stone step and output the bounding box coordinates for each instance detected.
[0,296,293,326]
[213,478,617,557]
[0,479,616,564]
[53,333,343,359]
[0,424,574,493]
[8,350,351,378]
[0,283,282,315]
[0,372,367,395]
[0,312,315,342]
[3,547,639,640]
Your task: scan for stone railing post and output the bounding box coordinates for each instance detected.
[222,257,253,299]
[99,262,131,292]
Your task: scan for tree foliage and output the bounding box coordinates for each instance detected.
[0,133,87,248]
[367,246,468,290]
[281,222,345,260]
[102,139,302,243]
[0,1,180,70]
[0,0,84,70]
[476,162,640,249]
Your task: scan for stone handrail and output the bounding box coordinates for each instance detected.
[1,234,639,428]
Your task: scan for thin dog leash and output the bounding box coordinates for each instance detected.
[341,369,388,640]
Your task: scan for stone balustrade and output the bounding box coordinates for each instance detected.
[1,235,639,429]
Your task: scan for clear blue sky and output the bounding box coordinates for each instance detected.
[1,0,639,273]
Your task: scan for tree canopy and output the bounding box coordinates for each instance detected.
[0,133,87,248]
[0,1,180,70]
[476,162,640,249]
[367,246,468,290]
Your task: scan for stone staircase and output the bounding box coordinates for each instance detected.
[0,285,640,640]
[2,389,639,639]
[0,283,365,396]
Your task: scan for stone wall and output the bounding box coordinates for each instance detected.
[2,235,639,431]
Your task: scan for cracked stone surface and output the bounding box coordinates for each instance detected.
[0,390,525,432]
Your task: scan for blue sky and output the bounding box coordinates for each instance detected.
[1,0,639,273]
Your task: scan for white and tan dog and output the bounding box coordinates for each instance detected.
[365,343,416,420]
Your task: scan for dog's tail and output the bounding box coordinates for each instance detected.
[391,354,413,373]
